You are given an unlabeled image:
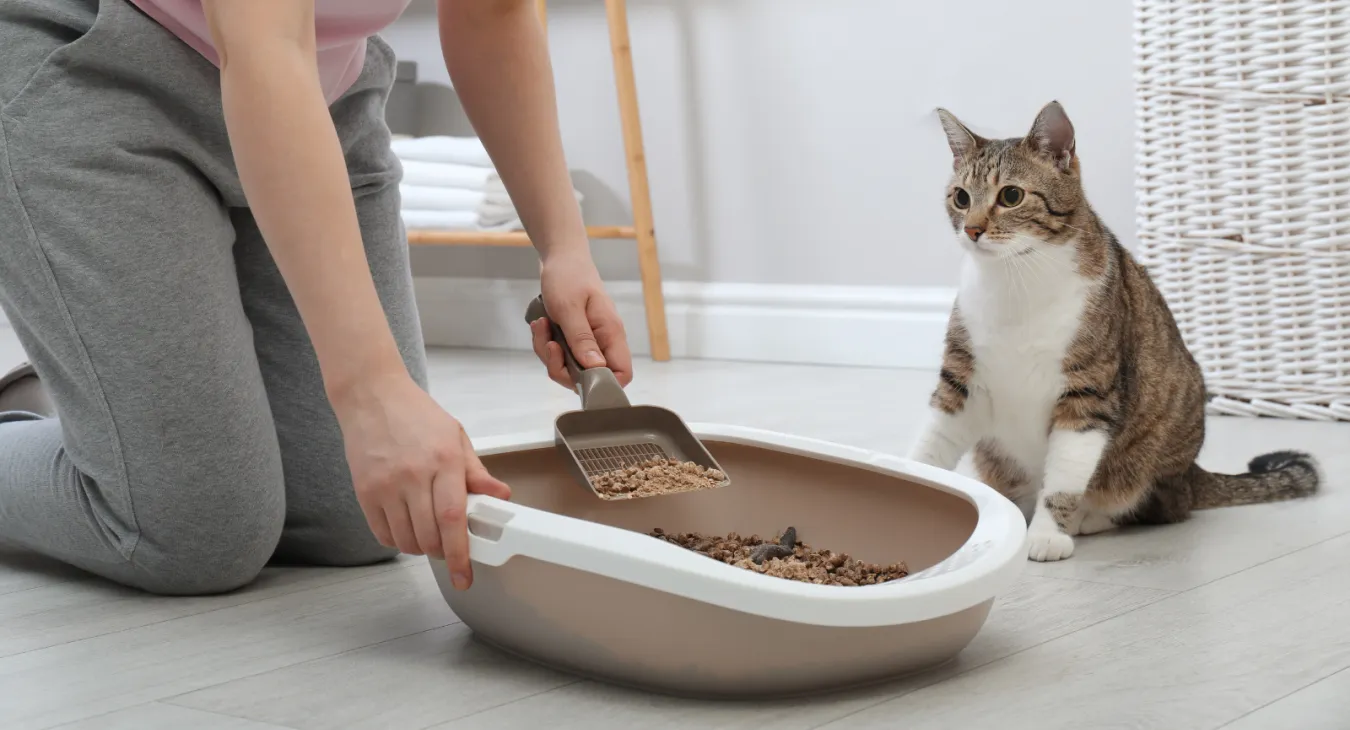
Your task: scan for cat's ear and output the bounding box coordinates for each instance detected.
[936,108,985,170]
[1026,101,1076,172]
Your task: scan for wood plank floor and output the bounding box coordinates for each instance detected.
[2,337,1346,730]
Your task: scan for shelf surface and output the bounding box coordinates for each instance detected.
[407,226,636,246]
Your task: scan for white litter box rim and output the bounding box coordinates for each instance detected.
[464,423,1028,628]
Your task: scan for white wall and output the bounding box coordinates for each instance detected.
[384,0,1136,289]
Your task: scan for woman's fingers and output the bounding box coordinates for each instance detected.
[406,481,443,559]
[431,463,473,590]
[530,318,574,388]
[361,495,396,549]
[529,317,551,366]
[466,464,512,500]
[589,297,632,386]
[383,502,422,556]
[544,342,571,387]
[423,426,512,593]
[462,426,512,500]
[548,295,605,370]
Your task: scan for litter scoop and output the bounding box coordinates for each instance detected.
[524,295,731,500]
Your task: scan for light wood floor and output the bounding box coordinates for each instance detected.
[2,337,1347,729]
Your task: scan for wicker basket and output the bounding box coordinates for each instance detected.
[1135,0,1350,420]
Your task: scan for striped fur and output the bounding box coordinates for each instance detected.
[909,101,1321,562]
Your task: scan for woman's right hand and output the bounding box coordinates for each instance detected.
[331,372,510,591]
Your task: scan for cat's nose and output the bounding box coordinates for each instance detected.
[964,226,985,241]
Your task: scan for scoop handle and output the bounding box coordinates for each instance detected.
[524,294,629,410]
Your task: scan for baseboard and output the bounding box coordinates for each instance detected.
[413,278,956,370]
[0,281,954,370]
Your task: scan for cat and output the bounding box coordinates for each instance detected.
[907,100,1321,562]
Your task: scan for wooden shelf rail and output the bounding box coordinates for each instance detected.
[408,225,636,247]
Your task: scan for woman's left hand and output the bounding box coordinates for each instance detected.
[531,250,632,389]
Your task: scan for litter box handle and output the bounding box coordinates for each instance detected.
[464,495,602,568]
[466,494,700,576]
[524,294,630,410]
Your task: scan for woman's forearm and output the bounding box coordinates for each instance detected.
[206,2,407,402]
[437,0,589,261]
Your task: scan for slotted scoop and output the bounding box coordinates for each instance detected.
[524,295,730,500]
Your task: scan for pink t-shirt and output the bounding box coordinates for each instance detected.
[129,0,413,104]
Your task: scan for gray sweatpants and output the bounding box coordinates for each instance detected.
[0,0,427,594]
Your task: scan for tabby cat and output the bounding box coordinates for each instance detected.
[908,101,1320,562]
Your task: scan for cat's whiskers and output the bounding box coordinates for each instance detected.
[1012,244,1052,290]
[1055,221,1094,238]
[1019,244,1064,284]
[1015,250,1047,292]
[1005,246,1035,318]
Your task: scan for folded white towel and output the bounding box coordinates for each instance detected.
[477,201,520,229]
[400,209,525,232]
[399,184,486,212]
[399,160,495,190]
[474,173,584,229]
[400,210,480,231]
[397,156,584,232]
[392,136,493,167]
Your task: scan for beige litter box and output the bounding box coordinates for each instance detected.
[428,424,1028,698]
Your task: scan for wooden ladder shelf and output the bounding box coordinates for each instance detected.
[406,0,671,361]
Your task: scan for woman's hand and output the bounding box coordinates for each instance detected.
[332,372,511,591]
[530,250,633,389]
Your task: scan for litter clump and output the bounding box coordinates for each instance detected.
[750,526,797,565]
[649,526,908,586]
[591,458,726,499]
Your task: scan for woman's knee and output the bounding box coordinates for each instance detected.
[124,452,288,596]
[131,535,278,596]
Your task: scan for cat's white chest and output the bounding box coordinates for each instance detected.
[959,258,1093,475]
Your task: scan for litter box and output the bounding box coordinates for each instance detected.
[427,424,1028,698]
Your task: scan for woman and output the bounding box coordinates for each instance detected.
[0,0,632,595]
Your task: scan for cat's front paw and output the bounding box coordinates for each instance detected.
[1026,530,1074,562]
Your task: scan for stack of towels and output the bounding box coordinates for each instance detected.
[392,135,582,232]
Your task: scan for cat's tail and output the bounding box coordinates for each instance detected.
[1189,450,1321,510]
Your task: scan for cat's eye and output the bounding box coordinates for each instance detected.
[998,186,1024,208]
[952,188,971,209]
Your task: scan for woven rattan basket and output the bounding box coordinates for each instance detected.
[1135,0,1350,420]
